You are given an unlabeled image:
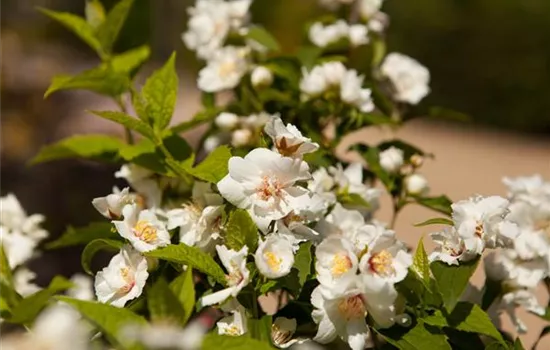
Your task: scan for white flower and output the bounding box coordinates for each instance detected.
[94,245,149,307]
[452,195,519,254]
[379,146,404,173]
[315,204,367,244]
[231,128,253,147]
[115,164,162,208]
[300,65,327,97]
[429,228,473,265]
[340,70,374,112]
[92,187,132,219]
[275,193,326,246]
[217,299,248,336]
[215,112,240,130]
[318,0,354,10]
[68,274,95,301]
[0,194,48,241]
[264,116,319,157]
[13,267,41,296]
[330,163,381,215]
[404,174,429,195]
[484,250,547,289]
[1,227,37,269]
[348,24,369,47]
[308,167,337,204]
[488,288,546,334]
[113,204,170,253]
[217,148,311,232]
[359,0,384,19]
[503,174,550,208]
[309,20,349,48]
[255,234,295,278]
[198,46,250,92]
[323,61,347,86]
[315,235,358,294]
[381,53,430,104]
[200,245,250,306]
[271,317,308,348]
[251,66,273,88]
[123,321,206,350]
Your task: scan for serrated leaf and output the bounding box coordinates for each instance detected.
[85,0,105,28]
[141,52,178,130]
[57,296,147,348]
[423,302,505,345]
[202,333,275,350]
[376,320,451,350]
[184,145,231,183]
[110,45,150,74]
[414,195,453,217]
[430,256,480,312]
[96,0,135,55]
[91,110,155,139]
[145,244,226,285]
[412,237,431,290]
[294,241,312,290]
[46,222,117,249]
[247,315,272,342]
[414,218,454,227]
[147,277,185,324]
[7,276,73,325]
[39,8,104,57]
[81,239,124,275]
[246,26,280,52]
[45,65,130,98]
[169,268,195,325]
[225,209,258,252]
[30,134,123,165]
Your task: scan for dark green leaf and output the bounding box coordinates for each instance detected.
[202,333,275,350]
[293,241,312,290]
[430,257,480,312]
[429,107,471,123]
[0,245,13,287]
[46,222,117,249]
[81,239,124,275]
[169,268,195,325]
[395,269,442,308]
[414,218,454,227]
[30,134,123,165]
[183,145,231,183]
[45,65,130,97]
[246,26,280,52]
[414,195,453,217]
[147,277,186,324]
[512,337,525,350]
[96,0,135,54]
[225,209,259,252]
[376,320,451,350]
[481,277,502,311]
[362,146,393,189]
[91,110,155,139]
[296,46,323,69]
[258,280,279,295]
[247,315,272,343]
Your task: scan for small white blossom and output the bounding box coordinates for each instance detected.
[215,112,240,130]
[359,0,383,19]
[340,70,375,112]
[200,245,250,306]
[198,46,250,92]
[315,235,358,294]
[381,53,430,104]
[299,65,328,97]
[275,193,326,246]
[114,204,170,253]
[115,164,162,208]
[488,288,546,334]
[429,228,472,265]
[1,227,37,269]
[330,163,381,215]
[123,321,206,350]
[68,274,95,301]
[308,167,337,204]
[217,299,248,336]
[404,174,429,195]
[94,245,149,307]
[204,135,223,152]
[0,194,48,241]
[92,187,132,219]
[13,267,41,296]
[484,250,547,290]
[379,146,404,173]
[255,234,295,278]
[348,24,369,46]
[251,66,273,88]
[309,20,349,48]
[503,174,550,208]
[231,128,253,147]
[264,116,319,157]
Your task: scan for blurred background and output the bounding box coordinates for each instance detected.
[1,0,550,347]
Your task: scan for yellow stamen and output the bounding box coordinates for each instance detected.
[223,325,242,336]
[337,295,366,320]
[133,220,158,243]
[331,254,353,276]
[256,175,283,201]
[369,250,395,277]
[264,251,282,272]
[118,267,135,294]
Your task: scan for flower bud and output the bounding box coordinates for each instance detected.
[410,154,424,168]
[251,66,273,88]
[405,174,429,195]
[203,135,221,152]
[215,112,239,130]
[231,129,253,147]
[379,146,404,173]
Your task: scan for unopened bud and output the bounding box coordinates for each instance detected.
[231,129,253,147]
[215,112,239,130]
[410,154,424,168]
[379,146,404,173]
[251,66,273,88]
[405,174,429,195]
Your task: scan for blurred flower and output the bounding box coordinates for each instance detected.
[231,128,253,147]
[198,46,250,92]
[123,320,206,349]
[92,187,132,219]
[404,173,429,195]
[358,0,384,19]
[215,112,240,130]
[272,317,308,348]
[488,288,546,334]
[255,234,295,278]
[13,267,41,296]
[251,66,273,88]
[1,227,37,269]
[379,146,404,173]
[264,116,319,157]
[380,53,430,104]
[217,299,248,336]
[68,274,95,301]
[0,193,48,241]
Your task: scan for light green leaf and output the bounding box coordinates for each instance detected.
[141,52,178,130]
[293,241,312,290]
[85,0,105,28]
[412,237,431,290]
[258,280,279,295]
[45,65,130,98]
[110,45,150,74]
[46,222,117,249]
[423,302,505,345]
[247,315,272,342]
[336,192,371,209]
[371,37,386,67]
[376,320,451,350]
[169,268,195,325]
[147,277,186,324]
[414,196,453,217]
[0,245,13,287]
[7,276,73,325]
[96,0,135,55]
[146,244,226,285]
[296,46,323,69]
[395,269,442,308]
[414,218,454,227]
[91,110,155,139]
[183,145,231,183]
[57,296,147,348]
[30,134,123,165]
[202,333,275,350]
[430,256,480,312]
[81,239,124,275]
[225,209,258,252]
[171,109,220,134]
[246,26,280,52]
[39,8,104,57]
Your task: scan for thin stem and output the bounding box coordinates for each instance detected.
[115,95,134,144]
[389,197,400,229]
[251,289,259,318]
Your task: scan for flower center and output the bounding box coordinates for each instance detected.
[331,253,353,276]
[368,250,395,277]
[133,220,158,243]
[264,251,282,272]
[337,295,366,320]
[118,267,135,294]
[222,324,243,336]
[226,261,244,286]
[475,222,484,238]
[283,211,303,226]
[218,61,237,78]
[256,175,283,201]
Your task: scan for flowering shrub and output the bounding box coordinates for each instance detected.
[1,0,549,349]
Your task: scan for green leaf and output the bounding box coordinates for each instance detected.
[258,280,279,295]
[141,52,178,130]
[376,320,451,350]
[96,0,135,55]
[362,146,393,190]
[429,107,471,123]
[46,222,117,249]
[169,268,195,325]
[336,192,371,209]
[423,302,505,345]
[85,0,106,28]
[91,110,155,139]
[414,195,453,217]
[183,145,231,183]
[146,244,226,285]
[293,241,313,290]
[430,257,480,312]
[481,277,502,311]
[202,333,275,350]
[395,269,442,308]
[30,134,123,165]
[246,26,280,52]
[247,315,272,342]
[110,45,151,74]
[225,209,259,252]
[512,337,525,350]
[414,218,454,227]
[57,296,147,348]
[81,239,124,275]
[7,276,73,324]
[296,46,323,69]
[147,277,186,324]
[171,109,219,134]
[412,237,431,290]
[39,8,104,57]
[45,65,130,97]
[0,245,13,287]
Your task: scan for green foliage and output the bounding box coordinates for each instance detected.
[171,108,220,133]
[31,134,123,164]
[95,0,135,55]
[169,268,195,325]
[0,245,21,316]
[81,239,124,275]
[412,238,431,290]
[147,277,186,324]
[246,26,280,52]
[91,111,155,139]
[414,218,454,227]
[110,45,151,74]
[46,222,117,249]
[183,145,232,183]
[45,65,131,97]
[202,333,275,350]
[85,0,105,28]
[430,257,480,312]
[293,241,313,291]
[247,315,273,342]
[225,209,259,252]
[145,244,227,285]
[481,277,502,311]
[377,320,451,350]
[414,195,454,216]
